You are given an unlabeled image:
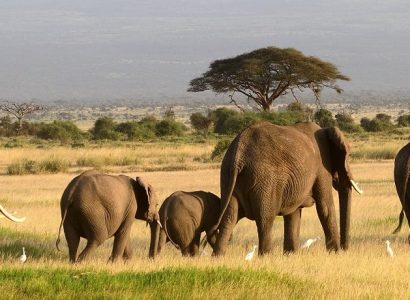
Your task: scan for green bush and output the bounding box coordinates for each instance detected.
[115,121,156,140]
[260,111,306,126]
[286,101,313,121]
[190,112,213,136]
[37,121,86,143]
[91,117,121,140]
[397,114,410,127]
[211,139,232,160]
[155,118,186,137]
[314,109,336,128]
[360,114,394,132]
[210,108,240,134]
[335,113,362,133]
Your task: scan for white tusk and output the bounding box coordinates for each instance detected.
[350,180,363,195]
[157,219,163,229]
[0,205,26,222]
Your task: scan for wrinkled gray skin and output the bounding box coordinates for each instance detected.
[213,121,357,256]
[56,170,160,263]
[155,191,220,257]
[392,143,410,239]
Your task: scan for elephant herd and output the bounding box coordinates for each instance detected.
[3,121,408,263]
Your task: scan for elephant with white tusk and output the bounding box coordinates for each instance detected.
[212,121,362,257]
[0,205,26,222]
[56,170,160,263]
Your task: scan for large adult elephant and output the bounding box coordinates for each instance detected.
[213,121,363,256]
[392,142,410,239]
[56,170,161,263]
[0,205,26,222]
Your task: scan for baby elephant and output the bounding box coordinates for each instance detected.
[56,170,160,263]
[155,191,221,257]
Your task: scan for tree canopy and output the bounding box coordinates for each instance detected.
[188,47,350,111]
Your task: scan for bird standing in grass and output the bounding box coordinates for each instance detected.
[385,240,394,258]
[19,247,27,263]
[245,245,257,261]
[301,237,321,249]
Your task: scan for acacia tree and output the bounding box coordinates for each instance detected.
[188,47,350,111]
[0,101,44,132]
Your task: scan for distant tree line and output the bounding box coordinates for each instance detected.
[1,103,409,144]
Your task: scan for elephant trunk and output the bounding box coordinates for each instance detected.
[339,182,352,250]
[148,218,161,259]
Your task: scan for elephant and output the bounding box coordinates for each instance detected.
[212,121,363,256]
[0,205,26,222]
[154,191,221,257]
[392,143,410,239]
[56,170,161,263]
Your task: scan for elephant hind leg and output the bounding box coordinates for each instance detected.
[255,216,275,256]
[63,223,80,263]
[189,233,201,256]
[76,239,100,263]
[283,209,302,254]
[110,217,134,263]
[122,241,133,260]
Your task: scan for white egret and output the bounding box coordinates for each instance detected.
[301,236,321,249]
[19,247,27,263]
[385,240,394,258]
[245,245,258,261]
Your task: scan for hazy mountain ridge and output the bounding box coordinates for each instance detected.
[0,1,409,102]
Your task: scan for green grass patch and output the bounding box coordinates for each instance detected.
[0,267,313,299]
[351,148,398,160]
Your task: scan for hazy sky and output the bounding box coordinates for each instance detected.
[1,0,410,102]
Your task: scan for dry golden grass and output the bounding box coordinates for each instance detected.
[1,159,410,298]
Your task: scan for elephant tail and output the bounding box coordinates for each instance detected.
[163,217,180,250]
[213,165,240,234]
[56,207,68,251]
[392,209,405,234]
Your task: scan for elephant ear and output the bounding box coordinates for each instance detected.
[134,177,154,220]
[326,127,353,183]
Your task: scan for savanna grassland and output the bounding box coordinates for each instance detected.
[0,134,410,299]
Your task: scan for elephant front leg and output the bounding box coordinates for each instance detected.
[283,208,302,254]
[213,196,239,256]
[314,190,340,252]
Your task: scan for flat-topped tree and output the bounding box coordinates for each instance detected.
[188,47,350,112]
[0,101,43,132]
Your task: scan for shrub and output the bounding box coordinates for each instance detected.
[314,109,336,127]
[209,108,240,134]
[39,157,69,173]
[360,114,394,132]
[37,121,86,143]
[286,101,313,121]
[155,118,186,137]
[397,114,410,127]
[91,117,121,140]
[115,121,156,140]
[260,111,306,126]
[190,112,213,136]
[211,139,232,160]
[335,113,362,133]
